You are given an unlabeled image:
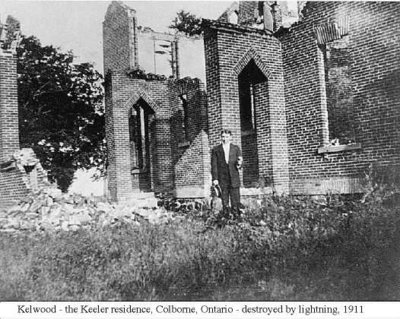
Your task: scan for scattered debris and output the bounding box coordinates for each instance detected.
[0,188,180,233]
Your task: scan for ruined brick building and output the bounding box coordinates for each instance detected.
[104,1,400,202]
[0,17,48,208]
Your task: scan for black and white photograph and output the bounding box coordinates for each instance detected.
[0,0,399,316]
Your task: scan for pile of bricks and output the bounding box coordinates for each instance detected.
[0,188,180,233]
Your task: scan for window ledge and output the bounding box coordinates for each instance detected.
[318,143,362,154]
[178,141,190,148]
[132,168,148,174]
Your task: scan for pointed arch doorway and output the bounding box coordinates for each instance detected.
[129,98,155,192]
[238,59,268,187]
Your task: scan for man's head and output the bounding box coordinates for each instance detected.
[221,129,232,145]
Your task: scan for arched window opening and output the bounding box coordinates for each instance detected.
[238,59,267,187]
[129,107,140,170]
[179,94,189,142]
[129,99,154,171]
[238,59,266,134]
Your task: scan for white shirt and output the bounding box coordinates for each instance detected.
[222,143,230,164]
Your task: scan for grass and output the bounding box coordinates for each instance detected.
[1,192,400,301]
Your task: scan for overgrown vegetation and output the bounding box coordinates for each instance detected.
[0,165,398,300]
[1,176,399,300]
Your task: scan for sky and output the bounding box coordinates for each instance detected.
[0,0,231,73]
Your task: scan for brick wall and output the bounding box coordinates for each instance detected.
[174,130,211,198]
[103,1,136,73]
[170,78,209,197]
[105,70,209,201]
[238,1,258,25]
[105,71,173,201]
[279,1,400,194]
[0,160,48,210]
[103,0,138,201]
[203,20,289,193]
[0,169,29,210]
[0,50,48,208]
[0,51,25,208]
[104,71,117,200]
[203,28,222,149]
[103,1,400,198]
[103,0,210,202]
[169,78,208,160]
[0,52,19,162]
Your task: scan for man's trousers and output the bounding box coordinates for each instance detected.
[221,185,240,209]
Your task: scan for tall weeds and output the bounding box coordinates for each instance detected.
[1,171,399,300]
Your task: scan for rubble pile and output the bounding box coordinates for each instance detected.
[0,188,181,233]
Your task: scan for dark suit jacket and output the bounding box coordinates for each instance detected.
[211,143,242,188]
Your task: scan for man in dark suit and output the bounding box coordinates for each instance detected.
[211,129,243,211]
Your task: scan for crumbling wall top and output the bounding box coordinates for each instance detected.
[104,1,136,20]
[202,18,274,37]
[0,15,21,54]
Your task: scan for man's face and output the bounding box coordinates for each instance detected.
[221,133,231,145]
